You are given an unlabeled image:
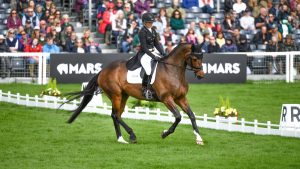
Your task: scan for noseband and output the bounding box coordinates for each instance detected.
[186,53,203,74]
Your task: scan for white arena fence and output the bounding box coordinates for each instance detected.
[0,90,299,139]
[0,52,300,84]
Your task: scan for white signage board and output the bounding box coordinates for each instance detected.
[280,104,300,131]
[81,82,103,106]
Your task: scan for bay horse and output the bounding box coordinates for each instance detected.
[66,43,205,145]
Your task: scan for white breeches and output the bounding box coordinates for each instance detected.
[141,48,161,75]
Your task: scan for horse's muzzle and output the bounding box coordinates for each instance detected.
[195,70,205,80]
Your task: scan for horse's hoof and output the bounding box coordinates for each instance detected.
[117,136,129,144]
[161,130,168,139]
[196,140,204,145]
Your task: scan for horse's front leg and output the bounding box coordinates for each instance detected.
[161,97,181,139]
[175,97,204,145]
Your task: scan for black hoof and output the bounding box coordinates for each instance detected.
[130,134,137,143]
[161,131,168,139]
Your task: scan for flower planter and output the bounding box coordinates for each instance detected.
[218,116,238,123]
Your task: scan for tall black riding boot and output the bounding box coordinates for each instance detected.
[142,75,153,99]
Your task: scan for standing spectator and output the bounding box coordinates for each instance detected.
[185,28,198,45]
[253,25,271,45]
[111,10,127,46]
[207,36,220,53]
[216,31,225,47]
[199,0,214,14]
[22,7,40,28]
[19,30,32,51]
[233,0,247,14]
[6,29,19,53]
[255,7,268,29]
[24,38,42,77]
[221,37,238,52]
[98,2,116,45]
[266,36,280,74]
[66,32,77,52]
[240,9,255,31]
[170,10,185,34]
[0,35,10,78]
[6,9,22,30]
[74,0,86,23]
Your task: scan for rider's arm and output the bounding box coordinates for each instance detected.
[139,29,157,59]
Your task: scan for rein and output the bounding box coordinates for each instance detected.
[159,55,203,72]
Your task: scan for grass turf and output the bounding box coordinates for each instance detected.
[1,102,300,169]
[0,81,300,123]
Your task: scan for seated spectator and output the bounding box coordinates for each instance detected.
[16,26,25,40]
[134,0,150,17]
[165,41,174,55]
[199,0,214,14]
[81,28,101,53]
[35,4,46,21]
[39,29,47,45]
[240,9,255,31]
[39,20,48,33]
[200,32,210,52]
[253,25,271,45]
[158,8,169,31]
[224,0,234,13]
[255,7,268,29]
[278,19,293,38]
[22,7,40,28]
[123,3,132,17]
[6,29,19,53]
[54,10,62,21]
[207,36,220,53]
[185,28,198,45]
[24,38,42,77]
[44,0,53,11]
[60,25,73,50]
[153,16,164,36]
[7,9,22,30]
[24,19,34,37]
[49,3,58,16]
[221,37,238,52]
[270,23,283,43]
[170,10,185,34]
[28,0,36,9]
[166,0,186,18]
[237,35,251,52]
[116,0,124,10]
[266,13,279,31]
[216,31,225,47]
[43,36,60,53]
[182,0,199,9]
[276,34,296,74]
[233,0,247,14]
[163,26,173,46]
[19,30,32,51]
[222,13,235,34]
[278,3,290,21]
[31,26,41,40]
[267,0,277,16]
[66,32,77,52]
[111,10,127,46]
[72,39,89,53]
[0,35,10,78]
[61,14,74,32]
[120,35,133,53]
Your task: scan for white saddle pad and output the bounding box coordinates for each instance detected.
[127,64,158,84]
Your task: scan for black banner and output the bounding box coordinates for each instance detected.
[50,53,247,83]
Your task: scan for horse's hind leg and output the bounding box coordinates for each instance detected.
[161,97,182,139]
[111,94,136,144]
[175,97,204,145]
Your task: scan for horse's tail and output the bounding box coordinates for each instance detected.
[65,72,100,124]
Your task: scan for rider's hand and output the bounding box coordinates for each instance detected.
[153,56,161,61]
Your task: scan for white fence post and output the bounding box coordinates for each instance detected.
[0,90,2,101]
[54,97,58,108]
[254,120,258,134]
[16,93,20,105]
[44,96,48,108]
[145,108,150,116]
[25,94,29,106]
[267,121,271,134]
[35,95,38,107]
[241,118,245,132]
[286,54,290,83]
[38,54,43,85]
[289,54,294,83]
[216,116,220,129]
[204,114,208,127]
[8,91,11,102]
[156,108,161,118]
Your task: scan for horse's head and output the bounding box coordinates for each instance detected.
[187,44,205,79]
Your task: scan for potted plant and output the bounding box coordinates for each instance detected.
[213,96,239,122]
[40,78,61,100]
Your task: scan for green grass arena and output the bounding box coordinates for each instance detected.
[1,82,300,168]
